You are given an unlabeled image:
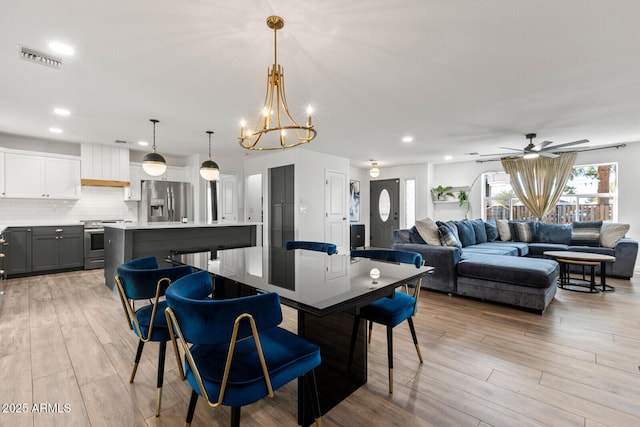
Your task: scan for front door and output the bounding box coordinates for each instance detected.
[370,179,399,248]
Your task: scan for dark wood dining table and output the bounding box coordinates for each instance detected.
[168,246,433,425]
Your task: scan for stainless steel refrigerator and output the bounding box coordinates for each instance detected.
[139,180,193,222]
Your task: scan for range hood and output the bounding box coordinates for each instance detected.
[81,179,130,187]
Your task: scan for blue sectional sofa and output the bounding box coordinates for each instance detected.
[393,219,638,313]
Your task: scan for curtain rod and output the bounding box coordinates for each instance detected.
[475,143,627,163]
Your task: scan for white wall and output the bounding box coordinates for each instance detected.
[244,148,349,246]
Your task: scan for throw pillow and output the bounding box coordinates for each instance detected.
[455,219,476,247]
[408,226,427,244]
[600,222,630,248]
[496,219,511,241]
[536,222,572,244]
[414,218,441,246]
[509,221,535,243]
[484,219,499,242]
[571,221,602,246]
[438,224,462,248]
[471,218,488,244]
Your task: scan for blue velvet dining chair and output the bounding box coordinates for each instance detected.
[164,270,323,427]
[348,249,424,393]
[285,240,338,255]
[114,256,193,416]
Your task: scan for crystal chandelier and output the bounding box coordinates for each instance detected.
[239,16,317,150]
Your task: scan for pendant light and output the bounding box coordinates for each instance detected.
[369,160,380,178]
[200,131,220,181]
[142,119,167,176]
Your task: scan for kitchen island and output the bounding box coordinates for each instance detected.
[103,221,258,289]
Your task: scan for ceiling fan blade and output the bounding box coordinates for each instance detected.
[539,151,559,158]
[533,140,553,151]
[479,152,511,157]
[498,146,524,152]
[541,139,589,151]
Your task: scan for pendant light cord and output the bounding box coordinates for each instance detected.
[207,131,214,159]
[150,119,159,152]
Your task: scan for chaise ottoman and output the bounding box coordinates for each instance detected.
[456,255,559,313]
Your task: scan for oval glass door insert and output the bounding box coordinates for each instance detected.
[378,188,391,222]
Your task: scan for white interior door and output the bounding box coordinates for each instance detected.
[325,169,348,253]
[220,174,237,222]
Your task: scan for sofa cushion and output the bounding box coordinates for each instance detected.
[600,222,630,248]
[457,255,559,289]
[571,221,602,246]
[414,218,441,246]
[536,222,572,245]
[484,219,499,242]
[496,219,511,241]
[528,243,569,256]
[471,219,488,244]
[438,224,462,248]
[473,241,530,256]
[455,220,477,247]
[509,221,535,243]
[463,245,518,257]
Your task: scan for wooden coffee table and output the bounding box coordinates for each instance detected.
[544,251,616,293]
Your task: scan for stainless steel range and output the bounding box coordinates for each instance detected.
[82,220,124,270]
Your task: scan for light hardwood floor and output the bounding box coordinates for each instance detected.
[1,269,639,426]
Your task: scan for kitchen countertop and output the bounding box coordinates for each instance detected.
[102,221,261,230]
[1,222,85,232]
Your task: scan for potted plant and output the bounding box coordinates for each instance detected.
[433,185,454,201]
[457,189,470,218]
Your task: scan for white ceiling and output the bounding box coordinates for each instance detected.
[2,0,640,169]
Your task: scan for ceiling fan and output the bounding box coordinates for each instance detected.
[481,133,589,159]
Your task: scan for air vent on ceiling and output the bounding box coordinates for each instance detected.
[114,140,129,145]
[18,45,63,69]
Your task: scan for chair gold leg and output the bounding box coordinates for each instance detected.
[156,388,162,417]
[315,417,323,426]
[129,362,139,383]
[415,343,424,363]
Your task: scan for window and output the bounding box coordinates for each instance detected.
[405,178,416,228]
[484,163,617,223]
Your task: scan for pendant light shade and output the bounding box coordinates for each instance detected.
[369,161,380,178]
[200,131,220,181]
[142,119,167,176]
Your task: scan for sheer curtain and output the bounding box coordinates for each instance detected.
[501,152,576,219]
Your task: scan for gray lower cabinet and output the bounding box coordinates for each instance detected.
[32,226,84,272]
[4,227,32,276]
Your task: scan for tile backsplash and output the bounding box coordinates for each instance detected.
[0,186,138,224]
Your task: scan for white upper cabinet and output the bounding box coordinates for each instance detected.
[139,164,186,182]
[81,143,130,182]
[4,151,80,199]
[124,163,142,201]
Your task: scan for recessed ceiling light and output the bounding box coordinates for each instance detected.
[48,41,75,56]
[53,107,70,116]
[49,127,63,134]
[444,155,453,161]
[138,141,149,146]
[402,136,413,143]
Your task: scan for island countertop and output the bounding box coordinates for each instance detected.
[103,221,259,289]
[102,220,261,230]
